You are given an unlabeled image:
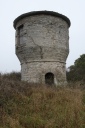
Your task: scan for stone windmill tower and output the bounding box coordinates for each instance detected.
[13,11,71,85]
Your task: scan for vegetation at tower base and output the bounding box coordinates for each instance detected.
[67,54,85,82]
[0,72,85,128]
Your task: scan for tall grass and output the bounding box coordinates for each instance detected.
[0,72,85,128]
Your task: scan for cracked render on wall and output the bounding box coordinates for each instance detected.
[13,11,71,86]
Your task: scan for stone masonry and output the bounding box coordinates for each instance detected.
[13,11,71,86]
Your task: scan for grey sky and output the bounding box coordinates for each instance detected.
[0,0,85,73]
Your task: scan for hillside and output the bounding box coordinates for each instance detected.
[0,72,85,128]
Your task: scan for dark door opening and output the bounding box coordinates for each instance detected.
[45,72,54,85]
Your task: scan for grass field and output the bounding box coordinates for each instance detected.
[0,72,85,128]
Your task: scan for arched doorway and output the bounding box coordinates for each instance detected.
[45,72,54,85]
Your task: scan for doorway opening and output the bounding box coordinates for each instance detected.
[45,72,54,85]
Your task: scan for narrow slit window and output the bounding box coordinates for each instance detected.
[18,24,23,33]
[18,24,24,44]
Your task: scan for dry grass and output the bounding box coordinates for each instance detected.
[0,72,85,128]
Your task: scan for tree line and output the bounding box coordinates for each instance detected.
[67,54,85,82]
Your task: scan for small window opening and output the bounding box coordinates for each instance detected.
[18,24,23,33]
[45,72,54,85]
[17,24,24,44]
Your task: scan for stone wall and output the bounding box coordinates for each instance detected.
[21,62,66,85]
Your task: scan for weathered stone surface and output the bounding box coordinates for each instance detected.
[13,11,71,86]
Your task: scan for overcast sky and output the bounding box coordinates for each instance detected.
[0,0,85,73]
